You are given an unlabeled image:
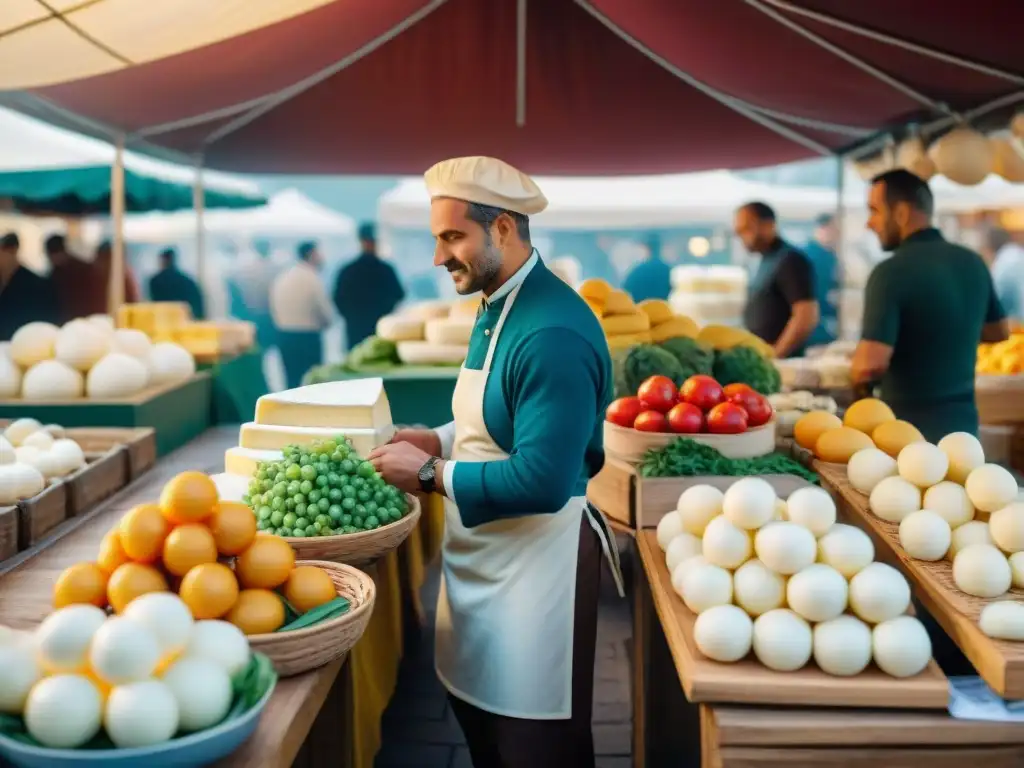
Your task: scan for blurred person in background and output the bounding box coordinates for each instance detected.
[984,226,1024,323]
[149,247,205,320]
[229,238,278,349]
[735,202,819,358]
[0,232,58,341]
[45,234,94,323]
[803,213,841,347]
[333,222,405,351]
[622,234,671,302]
[94,240,141,312]
[270,241,334,388]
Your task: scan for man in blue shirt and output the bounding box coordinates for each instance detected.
[623,234,671,302]
[803,213,840,347]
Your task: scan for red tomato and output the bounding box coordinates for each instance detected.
[637,375,678,413]
[726,389,774,427]
[706,402,749,434]
[667,402,704,434]
[723,382,755,398]
[606,396,645,427]
[680,375,725,412]
[634,410,670,433]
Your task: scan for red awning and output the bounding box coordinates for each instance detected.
[19,0,1024,174]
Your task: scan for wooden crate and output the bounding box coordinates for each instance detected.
[817,460,1024,699]
[64,446,130,517]
[17,482,67,550]
[0,506,17,563]
[588,459,813,530]
[64,427,156,480]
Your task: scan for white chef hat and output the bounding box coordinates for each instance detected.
[424,156,548,216]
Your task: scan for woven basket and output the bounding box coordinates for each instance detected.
[248,560,375,677]
[283,494,421,566]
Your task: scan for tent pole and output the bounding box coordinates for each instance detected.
[516,0,527,127]
[193,153,206,314]
[834,157,847,340]
[107,134,126,315]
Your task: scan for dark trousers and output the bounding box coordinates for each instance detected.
[448,516,602,768]
[276,329,322,389]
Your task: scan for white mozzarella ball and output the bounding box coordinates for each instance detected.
[847,448,897,495]
[1009,552,1024,589]
[665,532,703,572]
[733,559,786,617]
[948,520,994,560]
[922,481,974,529]
[989,503,1024,554]
[701,516,751,570]
[786,564,848,623]
[816,524,874,578]
[938,432,985,484]
[897,442,949,488]
[657,512,685,551]
[693,604,753,663]
[871,615,932,678]
[813,615,873,676]
[722,477,777,530]
[869,476,921,523]
[965,464,1018,514]
[898,510,952,561]
[952,544,1011,598]
[677,485,724,536]
[785,487,837,538]
[752,609,813,672]
[848,562,911,624]
[979,601,1024,641]
[671,556,708,598]
[681,563,733,615]
[754,521,817,575]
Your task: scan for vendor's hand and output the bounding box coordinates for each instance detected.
[391,428,441,456]
[369,441,432,494]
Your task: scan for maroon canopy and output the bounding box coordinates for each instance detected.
[20,0,1024,174]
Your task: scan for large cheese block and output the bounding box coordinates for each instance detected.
[376,314,425,342]
[402,300,452,320]
[238,422,394,456]
[396,341,467,366]
[424,317,475,346]
[224,446,283,478]
[254,378,392,429]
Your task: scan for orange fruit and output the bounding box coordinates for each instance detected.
[284,566,337,614]
[107,562,169,613]
[96,529,130,574]
[119,504,171,563]
[179,562,239,619]
[226,589,286,635]
[209,502,257,556]
[53,562,108,609]
[159,471,219,525]
[235,534,295,589]
[162,523,218,577]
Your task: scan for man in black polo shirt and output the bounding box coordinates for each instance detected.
[734,202,820,358]
[852,169,1007,443]
[0,232,59,341]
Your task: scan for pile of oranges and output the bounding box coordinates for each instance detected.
[53,471,338,635]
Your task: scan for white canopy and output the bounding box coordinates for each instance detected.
[379,168,1024,230]
[121,188,355,243]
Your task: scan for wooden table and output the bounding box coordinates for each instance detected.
[0,428,354,768]
[631,530,1024,768]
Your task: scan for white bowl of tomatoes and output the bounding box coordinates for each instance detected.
[604,374,776,463]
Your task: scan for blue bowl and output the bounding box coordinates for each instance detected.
[0,682,275,768]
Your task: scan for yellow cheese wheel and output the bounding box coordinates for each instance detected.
[794,411,843,450]
[844,398,896,436]
[815,427,875,464]
[579,278,612,303]
[601,313,651,335]
[871,419,925,458]
[604,290,636,316]
[638,299,674,326]
[607,332,653,350]
[449,297,482,318]
[650,315,699,343]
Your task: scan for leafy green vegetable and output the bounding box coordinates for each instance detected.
[712,345,782,395]
[639,437,818,483]
[347,335,400,369]
[612,343,685,397]
[276,596,351,632]
[658,337,715,380]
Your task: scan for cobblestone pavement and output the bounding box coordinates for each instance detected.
[375,552,633,768]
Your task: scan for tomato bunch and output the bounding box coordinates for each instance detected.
[605,375,773,435]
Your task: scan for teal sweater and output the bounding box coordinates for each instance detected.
[451,261,612,527]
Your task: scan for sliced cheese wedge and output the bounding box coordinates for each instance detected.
[238,422,394,456]
[396,341,468,366]
[224,446,283,478]
[254,378,392,429]
[376,314,425,342]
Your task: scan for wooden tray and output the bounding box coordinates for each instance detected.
[588,458,812,530]
[64,427,157,480]
[0,507,16,563]
[636,530,949,709]
[604,419,776,464]
[816,460,1024,699]
[17,481,67,550]
[64,446,129,517]
[977,374,1024,425]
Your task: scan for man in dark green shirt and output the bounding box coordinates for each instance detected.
[148,248,205,320]
[852,169,1008,442]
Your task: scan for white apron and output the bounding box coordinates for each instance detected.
[435,282,624,720]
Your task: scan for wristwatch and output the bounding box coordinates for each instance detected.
[418,457,439,494]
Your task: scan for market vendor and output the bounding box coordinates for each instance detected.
[735,201,820,358]
[369,156,623,768]
[852,169,1008,442]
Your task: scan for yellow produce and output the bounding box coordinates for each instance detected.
[650,315,699,343]
[697,325,775,359]
[600,313,651,335]
[578,278,612,304]
[843,398,895,435]
[638,299,674,326]
[607,332,653,350]
[583,298,603,317]
[794,411,842,450]
[977,336,1024,375]
[815,427,875,464]
[872,420,924,458]
[603,289,636,316]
